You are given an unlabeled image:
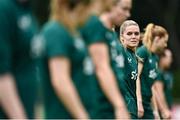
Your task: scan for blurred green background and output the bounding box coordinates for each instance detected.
[31,0,180,101]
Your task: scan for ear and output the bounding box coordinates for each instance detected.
[154,36,160,43]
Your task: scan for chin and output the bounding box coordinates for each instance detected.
[131,44,138,47]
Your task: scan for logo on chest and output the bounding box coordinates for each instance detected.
[128,58,132,63]
[149,59,152,63]
[131,70,138,81]
[30,35,45,58]
[17,15,32,31]
[149,69,157,79]
[74,37,85,50]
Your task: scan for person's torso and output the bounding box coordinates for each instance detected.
[137,46,159,100]
[37,21,95,118]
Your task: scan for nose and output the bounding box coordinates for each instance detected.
[132,33,136,38]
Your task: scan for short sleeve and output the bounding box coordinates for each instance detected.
[81,15,105,45]
[155,69,164,82]
[136,46,148,63]
[42,22,73,59]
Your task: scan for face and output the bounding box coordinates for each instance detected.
[111,0,132,26]
[121,25,140,50]
[153,35,168,53]
[160,50,173,69]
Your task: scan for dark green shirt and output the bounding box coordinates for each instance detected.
[156,70,173,109]
[124,48,138,98]
[0,0,38,118]
[123,48,138,116]
[81,15,126,118]
[136,45,159,101]
[38,21,95,119]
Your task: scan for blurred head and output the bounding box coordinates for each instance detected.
[110,0,132,26]
[120,20,140,51]
[50,0,92,32]
[90,0,115,15]
[159,49,173,70]
[143,23,169,53]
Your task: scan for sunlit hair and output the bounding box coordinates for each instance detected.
[50,0,91,32]
[143,23,168,51]
[50,0,73,32]
[91,0,119,15]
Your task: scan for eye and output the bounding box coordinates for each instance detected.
[127,32,133,35]
[135,32,140,36]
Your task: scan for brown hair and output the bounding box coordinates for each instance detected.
[143,23,168,51]
[50,0,91,32]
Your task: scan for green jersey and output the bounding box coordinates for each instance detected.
[136,45,159,100]
[157,70,173,109]
[36,21,95,119]
[136,45,159,119]
[81,15,126,118]
[0,0,38,118]
[123,48,138,118]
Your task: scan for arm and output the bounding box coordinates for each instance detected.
[89,43,129,119]
[49,57,88,119]
[154,81,171,119]
[151,86,160,119]
[0,74,26,119]
[136,62,144,118]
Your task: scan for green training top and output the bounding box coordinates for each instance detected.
[136,45,159,101]
[156,70,173,109]
[0,0,38,118]
[81,15,134,118]
[36,20,96,119]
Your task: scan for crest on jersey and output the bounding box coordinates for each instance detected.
[18,15,31,30]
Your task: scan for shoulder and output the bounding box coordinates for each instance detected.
[136,45,150,61]
[136,45,149,54]
[42,21,72,40]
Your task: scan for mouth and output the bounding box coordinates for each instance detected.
[130,40,138,43]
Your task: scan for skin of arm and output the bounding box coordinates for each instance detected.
[48,57,89,119]
[151,85,160,119]
[136,61,144,118]
[89,43,130,119]
[0,74,27,119]
[154,81,171,119]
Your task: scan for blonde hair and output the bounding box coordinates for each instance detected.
[91,0,118,15]
[120,20,139,34]
[143,23,168,51]
[50,0,75,32]
[50,0,91,32]
[120,20,139,42]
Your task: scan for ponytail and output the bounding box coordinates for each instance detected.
[143,23,154,51]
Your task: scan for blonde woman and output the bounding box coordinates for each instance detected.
[120,20,140,119]
[136,23,169,119]
[81,0,132,119]
[34,0,96,119]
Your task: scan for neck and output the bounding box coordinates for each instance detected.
[150,45,156,53]
[100,13,114,30]
[125,45,135,52]
[159,64,166,71]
